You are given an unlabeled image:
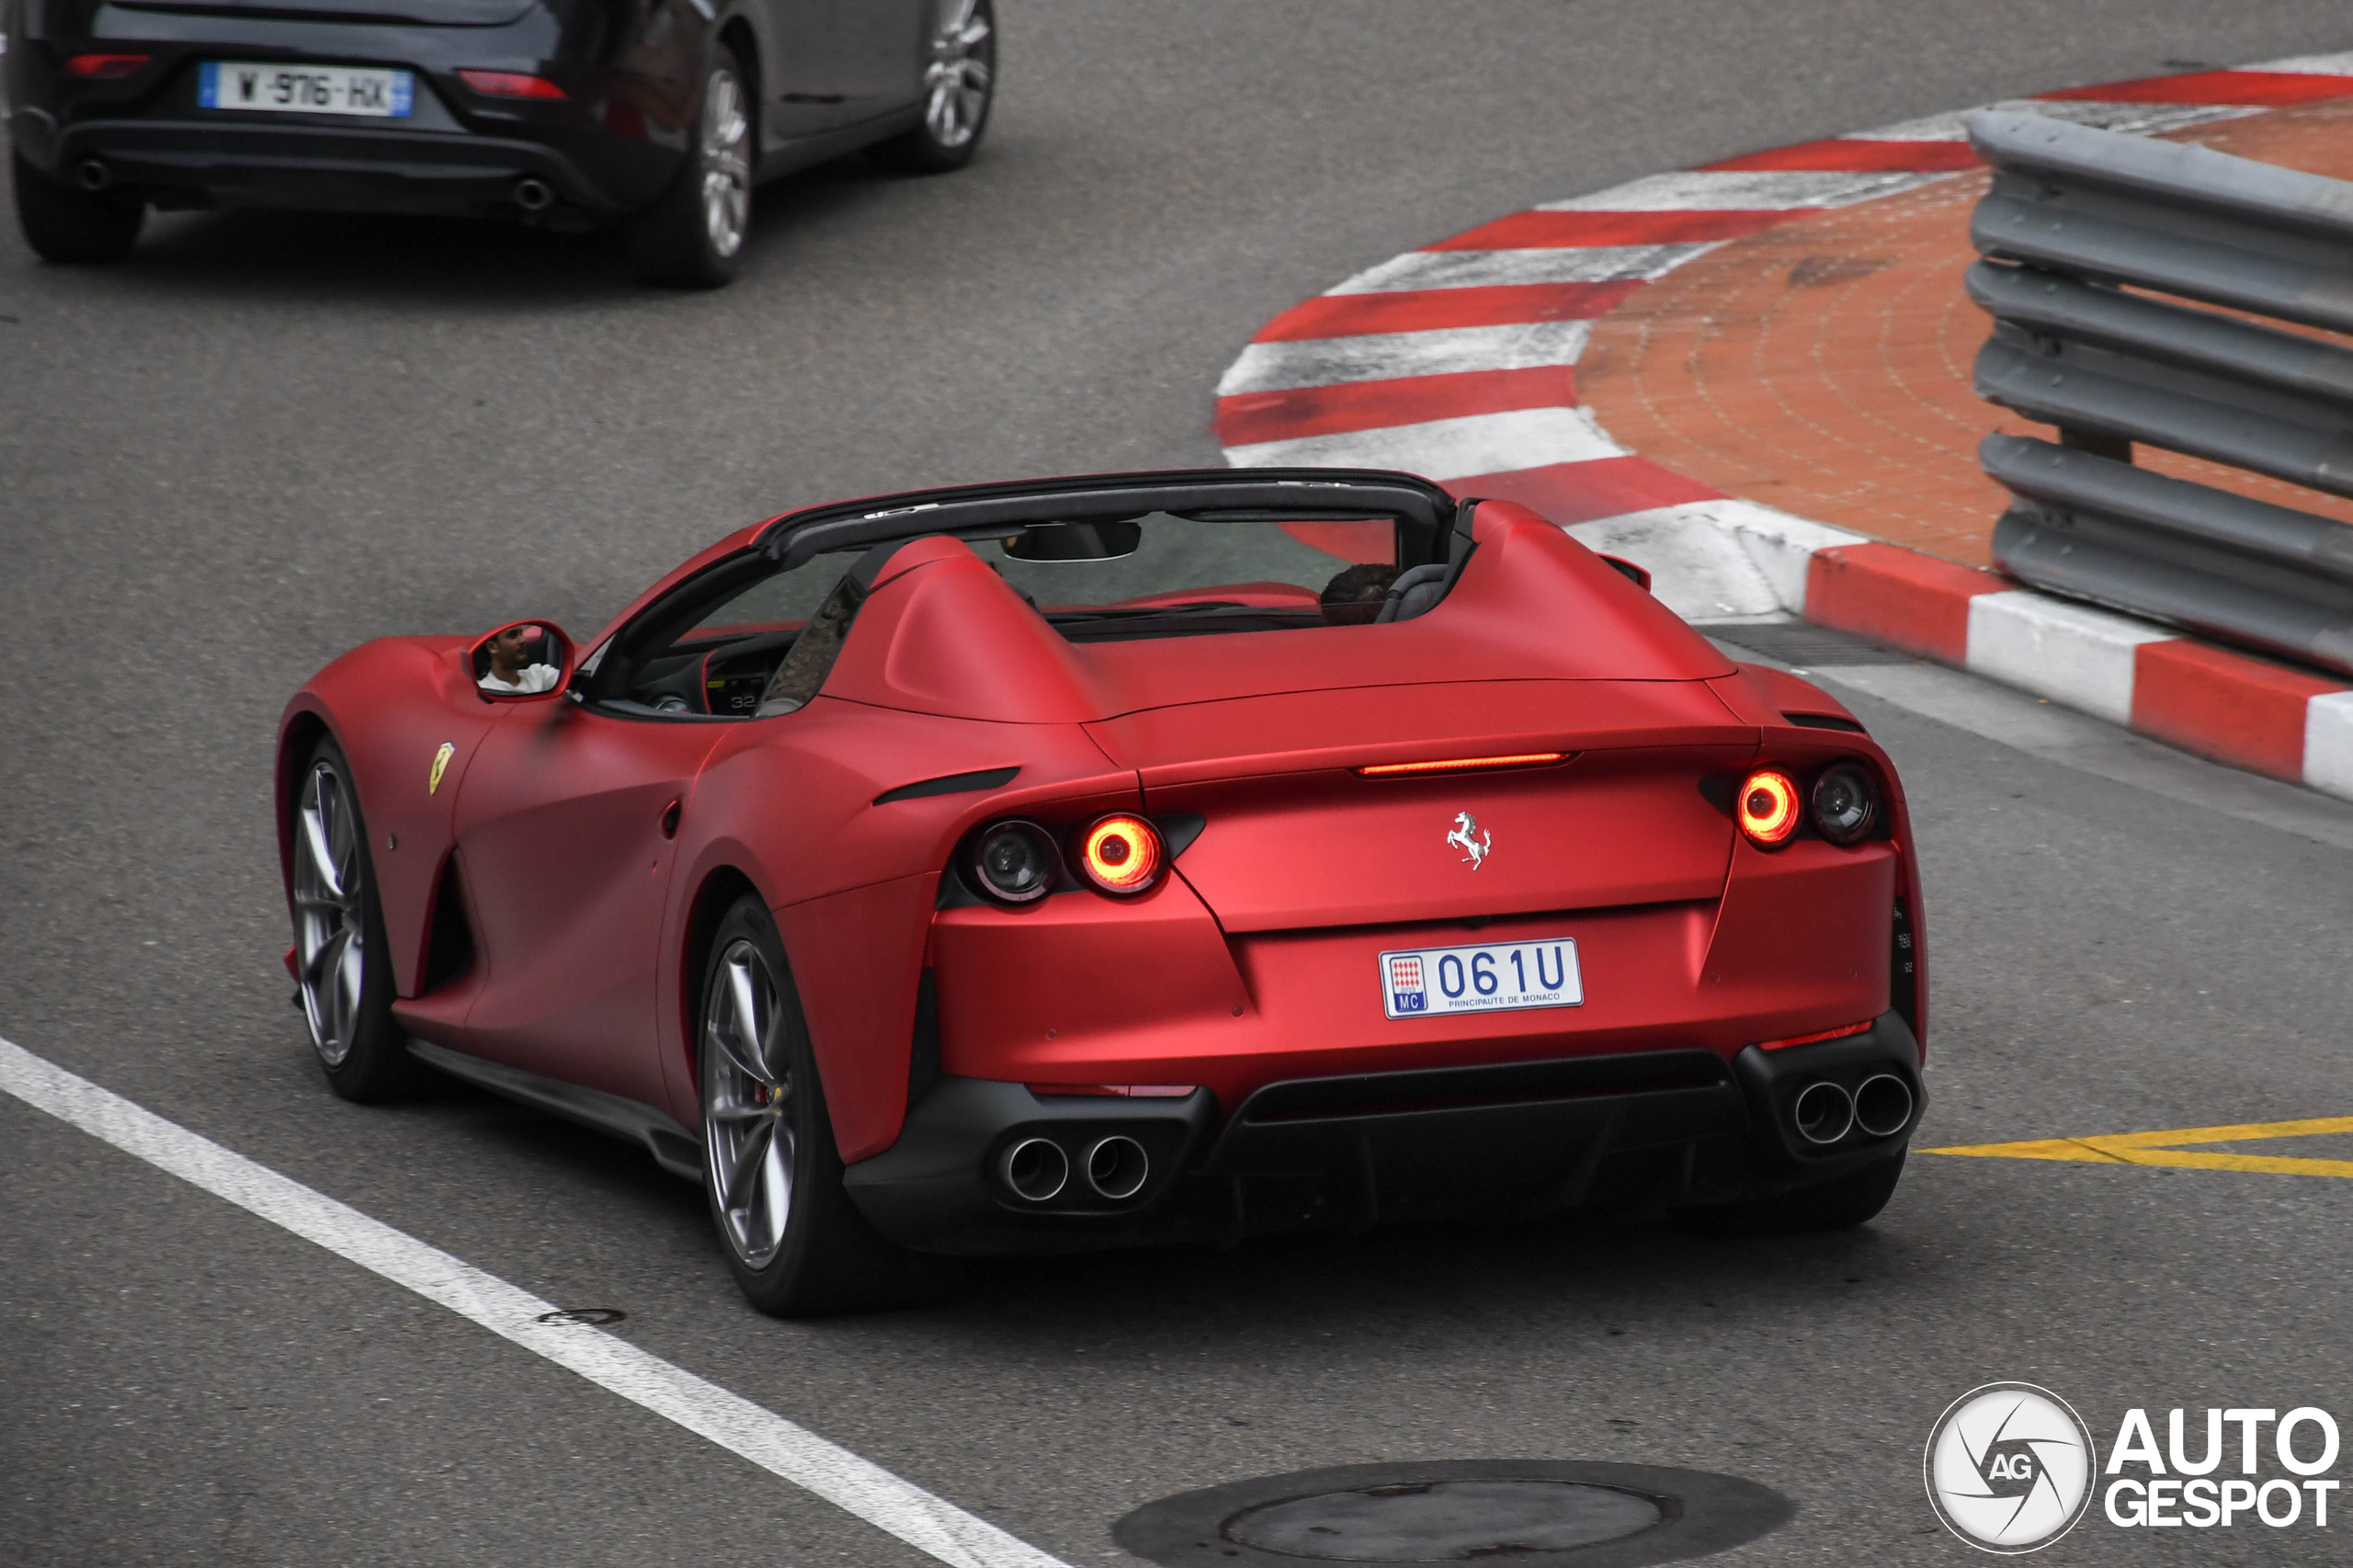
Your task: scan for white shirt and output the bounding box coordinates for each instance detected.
[479,663,562,695]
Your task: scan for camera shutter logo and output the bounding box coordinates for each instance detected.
[1925,1382,2097,1553]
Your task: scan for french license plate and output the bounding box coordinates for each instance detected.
[200,62,413,118]
[1380,937,1582,1019]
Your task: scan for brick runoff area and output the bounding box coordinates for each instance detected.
[1214,56,2353,801]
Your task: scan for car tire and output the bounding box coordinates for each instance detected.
[697,896,946,1315]
[869,0,995,174]
[12,151,144,264]
[290,736,422,1102]
[629,46,755,289]
[1670,1152,1904,1238]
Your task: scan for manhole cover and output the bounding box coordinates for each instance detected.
[1227,1479,1661,1561]
[1115,1461,1790,1568]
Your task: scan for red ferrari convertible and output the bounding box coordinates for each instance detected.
[278,469,1927,1314]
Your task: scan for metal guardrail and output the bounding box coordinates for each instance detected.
[1967,108,2353,676]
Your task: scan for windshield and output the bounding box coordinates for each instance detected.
[987,513,1409,639]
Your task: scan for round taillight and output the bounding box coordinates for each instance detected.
[970,820,1058,903]
[1737,768,1802,847]
[1811,763,1880,846]
[1075,813,1163,895]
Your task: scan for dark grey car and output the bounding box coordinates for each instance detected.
[2,0,995,284]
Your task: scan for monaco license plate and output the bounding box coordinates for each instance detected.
[199,62,413,118]
[1380,937,1582,1019]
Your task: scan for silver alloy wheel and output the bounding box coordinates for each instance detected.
[923,0,994,150]
[703,938,796,1268]
[292,760,366,1066]
[699,66,752,259]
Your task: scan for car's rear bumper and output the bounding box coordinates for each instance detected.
[843,1013,1923,1255]
[35,116,633,216]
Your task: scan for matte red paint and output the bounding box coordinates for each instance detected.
[278,484,1927,1169]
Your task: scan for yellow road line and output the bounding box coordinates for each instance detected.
[1927,1116,2353,1178]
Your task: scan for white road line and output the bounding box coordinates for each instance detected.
[1216,321,1590,396]
[0,1034,1071,1568]
[1327,244,1717,294]
[1536,169,1946,211]
[1223,405,1624,479]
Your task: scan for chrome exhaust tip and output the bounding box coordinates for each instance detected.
[1853,1074,1915,1139]
[1083,1135,1150,1201]
[1792,1081,1855,1146]
[76,159,113,192]
[513,176,554,212]
[997,1137,1068,1203]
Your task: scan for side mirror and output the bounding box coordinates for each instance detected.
[470,620,574,702]
[1599,554,1653,592]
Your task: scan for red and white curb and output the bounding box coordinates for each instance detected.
[1216,55,2353,801]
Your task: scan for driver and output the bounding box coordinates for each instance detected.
[1319,562,1398,625]
[478,625,563,694]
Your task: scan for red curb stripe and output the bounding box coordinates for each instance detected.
[1253,281,1641,342]
[1213,366,1575,446]
[1425,209,1798,251]
[1804,543,2003,663]
[1440,457,1725,524]
[2040,69,2353,106]
[2131,641,2347,780]
[1700,139,1984,174]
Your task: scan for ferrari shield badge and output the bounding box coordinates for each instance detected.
[428,742,455,795]
[1446,811,1491,869]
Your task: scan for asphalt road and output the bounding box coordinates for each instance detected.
[6,3,2353,1563]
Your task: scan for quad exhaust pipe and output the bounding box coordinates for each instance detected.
[1853,1073,1915,1139]
[1791,1081,1853,1145]
[1083,1136,1150,1200]
[998,1137,1068,1202]
[1790,1074,1914,1146]
[997,1134,1152,1203]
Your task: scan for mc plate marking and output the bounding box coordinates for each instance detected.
[1929,1116,2353,1177]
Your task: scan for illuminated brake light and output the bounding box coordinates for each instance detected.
[1759,1020,1874,1051]
[1076,814,1163,894]
[1358,751,1566,778]
[1736,767,1802,846]
[65,53,150,78]
[457,69,567,99]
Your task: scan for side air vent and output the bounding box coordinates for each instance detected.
[423,856,477,993]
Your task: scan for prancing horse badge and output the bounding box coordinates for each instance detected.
[1446,811,1491,869]
[428,742,455,795]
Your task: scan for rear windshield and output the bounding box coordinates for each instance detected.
[988,512,1412,640]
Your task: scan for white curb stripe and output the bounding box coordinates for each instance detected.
[0,1034,1070,1568]
[2245,51,2353,74]
[2306,691,2353,798]
[1223,406,1623,480]
[1218,322,1592,396]
[1560,499,1868,621]
[1964,590,2173,727]
[1328,244,1718,294]
[1536,169,1948,211]
[1856,99,2257,142]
